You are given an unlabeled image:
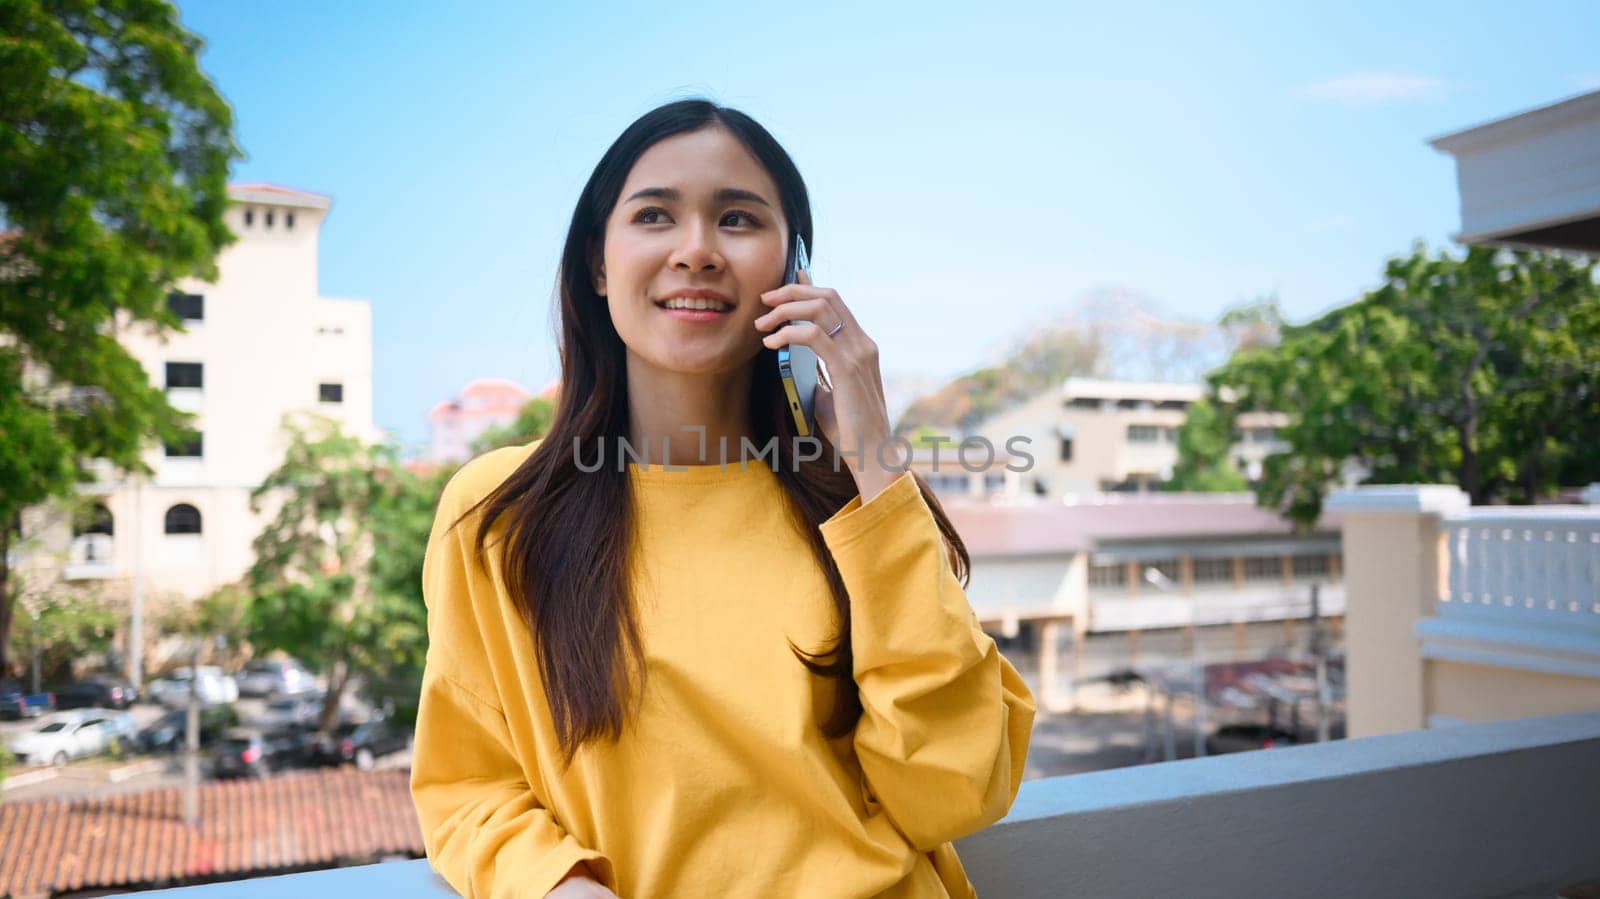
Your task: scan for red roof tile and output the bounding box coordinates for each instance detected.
[0,768,422,896]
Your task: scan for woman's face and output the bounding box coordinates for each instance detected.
[596,126,789,377]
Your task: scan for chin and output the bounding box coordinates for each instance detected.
[652,346,756,377]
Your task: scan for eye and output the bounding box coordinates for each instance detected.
[721,210,761,227]
[633,207,672,224]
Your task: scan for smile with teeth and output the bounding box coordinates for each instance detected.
[658,297,734,312]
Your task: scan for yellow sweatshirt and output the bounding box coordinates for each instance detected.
[411,441,1035,898]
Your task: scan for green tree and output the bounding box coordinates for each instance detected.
[246,414,431,731]
[0,0,239,677]
[470,395,556,455]
[1165,397,1248,492]
[157,581,253,670]
[1202,244,1600,526]
[12,586,121,685]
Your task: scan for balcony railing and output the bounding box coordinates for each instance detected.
[63,533,115,580]
[1422,506,1600,679]
[140,711,1600,898]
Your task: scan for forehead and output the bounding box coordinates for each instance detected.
[619,127,779,202]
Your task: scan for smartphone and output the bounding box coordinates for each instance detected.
[777,234,819,437]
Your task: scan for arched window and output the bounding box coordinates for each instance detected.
[164,503,202,535]
[73,504,114,537]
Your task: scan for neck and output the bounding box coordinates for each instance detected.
[623,354,754,466]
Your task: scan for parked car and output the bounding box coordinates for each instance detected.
[1205,723,1302,755]
[138,704,241,753]
[0,678,55,720]
[146,666,239,708]
[250,691,326,731]
[236,658,318,698]
[7,710,136,767]
[211,727,306,779]
[51,674,138,710]
[307,716,411,770]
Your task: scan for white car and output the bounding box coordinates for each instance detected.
[147,666,240,708]
[7,709,136,767]
[236,658,318,698]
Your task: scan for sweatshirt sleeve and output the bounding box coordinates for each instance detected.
[410,461,614,898]
[818,470,1037,852]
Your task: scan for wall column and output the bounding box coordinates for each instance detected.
[1325,485,1469,739]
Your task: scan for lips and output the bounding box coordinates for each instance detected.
[655,289,735,313]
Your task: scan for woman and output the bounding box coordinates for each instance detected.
[410,98,1035,899]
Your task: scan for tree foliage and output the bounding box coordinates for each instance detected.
[0,0,239,677]
[10,585,121,685]
[1164,397,1248,493]
[245,414,430,731]
[470,395,556,456]
[1190,244,1600,526]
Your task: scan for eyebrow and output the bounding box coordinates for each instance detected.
[622,186,774,209]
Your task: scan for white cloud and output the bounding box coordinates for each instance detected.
[1300,71,1449,105]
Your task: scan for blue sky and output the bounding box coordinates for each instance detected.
[176,0,1600,451]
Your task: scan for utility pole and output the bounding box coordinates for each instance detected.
[127,477,144,692]
[183,639,200,826]
[1309,582,1330,743]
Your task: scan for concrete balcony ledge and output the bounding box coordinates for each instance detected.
[141,712,1600,899]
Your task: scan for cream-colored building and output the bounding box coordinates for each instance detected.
[22,183,374,608]
[962,378,1286,498]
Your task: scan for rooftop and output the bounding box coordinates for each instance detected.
[0,768,421,897]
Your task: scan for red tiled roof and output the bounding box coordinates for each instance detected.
[0,768,422,896]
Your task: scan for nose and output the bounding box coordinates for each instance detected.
[669,222,724,273]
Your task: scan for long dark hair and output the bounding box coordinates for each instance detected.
[460,98,971,768]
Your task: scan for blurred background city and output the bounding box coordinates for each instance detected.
[2,1,1598,896]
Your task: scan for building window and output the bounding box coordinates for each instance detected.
[1243,555,1281,582]
[1250,427,1280,444]
[167,292,204,321]
[983,471,1005,492]
[265,210,275,228]
[1193,558,1233,583]
[1126,425,1160,443]
[244,209,254,227]
[1292,554,1331,578]
[164,433,203,458]
[165,362,203,389]
[319,382,344,403]
[1164,427,1179,443]
[286,212,296,229]
[1067,397,1102,410]
[1144,559,1181,586]
[73,504,114,537]
[1088,563,1127,590]
[164,504,202,535]
[1059,436,1074,462]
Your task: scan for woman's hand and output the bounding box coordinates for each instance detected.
[755,269,906,502]
[546,862,619,898]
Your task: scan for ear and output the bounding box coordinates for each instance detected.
[587,242,606,296]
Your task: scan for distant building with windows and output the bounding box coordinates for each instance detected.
[19,183,375,604]
[961,378,1288,499]
[425,378,540,464]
